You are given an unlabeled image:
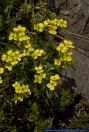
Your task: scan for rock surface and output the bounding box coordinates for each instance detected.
[61,0,89,101]
[49,0,89,100]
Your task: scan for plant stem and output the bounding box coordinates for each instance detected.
[54,34,64,40]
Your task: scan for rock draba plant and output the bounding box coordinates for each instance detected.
[0,0,75,131]
[1,20,74,103]
[0,19,75,131]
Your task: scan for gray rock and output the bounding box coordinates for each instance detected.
[59,0,89,101]
[48,0,89,100]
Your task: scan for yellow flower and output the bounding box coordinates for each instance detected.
[9,32,14,40]
[62,20,67,28]
[51,19,58,25]
[59,19,67,28]
[23,36,30,41]
[34,72,46,84]
[39,23,44,28]
[50,80,57,86]
[54,59,61,66]
[17,96,23,102]
[24,43,31,48]
[57,20,61,26]
[7,50,13,55]
[63,40,74,48]
[50,74,60,81]
[47,74,60,90]
[48,30,57,35]
[12,82,31,103]
[56,43,63,51]
[19,37,24,41]
[34,75,42,83]
[12,81,20,88]
[2,49,23,71]
[0,67,4,74]
[43,19,51,26]
[15,86,22,94]
[34,23,45,32]
[15,25,26,32]
[56,43,68,53]
[18,35,30,42]
[0,76,3,84]
[61,47,68,53]
[28,47,34,52]
[13,27,19,32]
[5,65,12,71]
[32,49,44,59]
[34,18,67,35]
[34,64,46,84]
[9,25,28,42]
[18,31,25,37]
[1,54,7,61]
[47,83,55,90]
[63,55,72,62]
[41,73,46,78]
[22,49,29,56]
[43,20,49,26]
[11,60,18,66]
[22,84,31,94]
[35,65,43,73]
[39,49,45,56]
[6,56,12,62]
[55,39,74,68]
[52,25,57,30]
[14,95,23,103]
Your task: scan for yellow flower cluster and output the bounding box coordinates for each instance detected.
[32,49,45,59]
[0,67,4,84]
[54,39,74,68]
[34,23,45,32]
[34,18,67,35]
[9,25,34,53]
[0,25,45,75]
[34,65,46,83]
[50,19,67,27]
[22,42,34,56]
[9,25,45,59]
[1,50,22,71]
[12,81,31,103]
[47,74,60,90]
[9,25,30,42]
